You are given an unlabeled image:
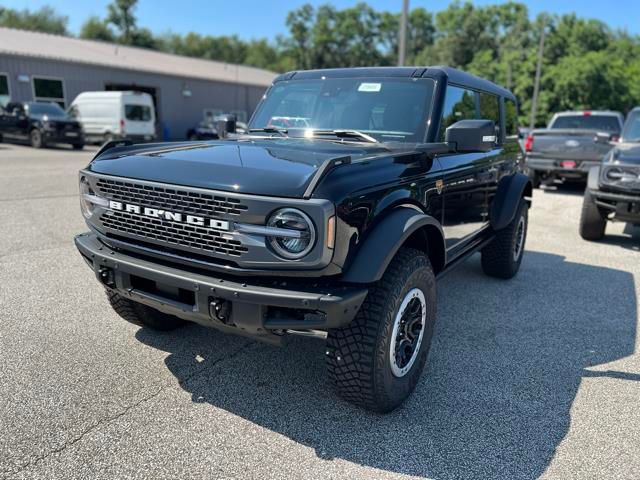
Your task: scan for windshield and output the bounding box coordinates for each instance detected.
[621,111,640,142]
[551,114,620,132]
[27,102,67,117]
[250,77,435,142]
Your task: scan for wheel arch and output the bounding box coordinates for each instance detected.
[490,173,532,231]
[341,206,446,284]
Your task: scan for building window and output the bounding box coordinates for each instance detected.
[0,74,9,107]
[32,77,65,107]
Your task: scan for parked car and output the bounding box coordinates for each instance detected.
[74,66,531,412]
[69,91,156,144]
[580,107,640,240]
[0,101,84,149]
[525,110,623,187]
[186,120,218,141]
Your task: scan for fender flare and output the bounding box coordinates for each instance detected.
[341,207,446,284]
[587,165,601,191]
[490,173,533,231]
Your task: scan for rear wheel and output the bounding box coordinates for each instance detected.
[326,248,436,413]
[30,129,44,148]
[106,290,187,331]
[579,190,606,241]
[481,200,528,279]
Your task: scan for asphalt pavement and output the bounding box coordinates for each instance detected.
[1,142,639,479]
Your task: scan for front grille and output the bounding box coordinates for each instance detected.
[100,210,248,257]
[95,178,248,216]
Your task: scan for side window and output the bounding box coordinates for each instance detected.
[504,98,519,140]
[479,91,501,141]
[439,86,476,141]
[0,74,10,108]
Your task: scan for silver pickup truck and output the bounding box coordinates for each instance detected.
[525,111,623,187]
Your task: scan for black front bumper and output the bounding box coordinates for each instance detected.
[43,130,84,144]
[75,233,368,344]
[591,189,640,223]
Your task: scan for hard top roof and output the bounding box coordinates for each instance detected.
[274,66,515,100]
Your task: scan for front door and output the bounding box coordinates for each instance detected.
[439,152,494,249]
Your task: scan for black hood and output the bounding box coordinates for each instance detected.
[609,143,640,165]
[87,138,390,197]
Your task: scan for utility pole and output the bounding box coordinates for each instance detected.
[529,23,546,129]
[398,0,409,66]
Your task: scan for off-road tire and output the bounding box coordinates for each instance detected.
[106,290,186,331]
[529,170,541,189]
[326,248,436,413]
[481,200,528,279]
[579,190,606,241]
[30,128,44,148]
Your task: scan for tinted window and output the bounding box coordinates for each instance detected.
[439,86,476,140]
[551,115,620,132]
[504,98,518,138]
[125,105,152,121]
[251,77,435,143]
[621,111,640,142]
[479,92,500,141]
[33,77,65,107]
[0,74,9,107]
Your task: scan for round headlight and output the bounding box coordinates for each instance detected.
[266,208,316,259]
[79,176,94,219]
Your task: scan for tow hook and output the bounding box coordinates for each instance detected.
[209,298,231,324]
[99,267,115,287]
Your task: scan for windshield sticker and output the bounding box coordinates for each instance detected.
[358,82,382,93]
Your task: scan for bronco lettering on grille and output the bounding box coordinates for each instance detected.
[108,200,230,231]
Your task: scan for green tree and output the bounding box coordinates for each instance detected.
[0,6,67,35]
[79,16,115,42]
[106,0,138,45]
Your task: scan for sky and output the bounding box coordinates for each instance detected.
[4,0,640,38]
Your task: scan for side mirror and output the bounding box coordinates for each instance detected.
[216,115,236,139]
[594,132,615,144]
[446,119,496,153]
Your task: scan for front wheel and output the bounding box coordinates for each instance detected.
[528,170,541,189]
[106,290,187,331]
[326,248,436,413]
[579,190,606,241]
[481,200,528,279]
[30,129,44,148]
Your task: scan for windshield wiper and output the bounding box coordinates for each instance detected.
[309,129,379,143]
[248,127,288,137]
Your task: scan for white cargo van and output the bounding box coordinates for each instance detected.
[69,91,156,143]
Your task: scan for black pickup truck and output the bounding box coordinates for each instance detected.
[75,66,532,412]
[525,111,623,187]
[0,101,84,149]
[580,107,640,240]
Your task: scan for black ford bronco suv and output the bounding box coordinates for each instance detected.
[580,107,640,240]
[75,67,532,412]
